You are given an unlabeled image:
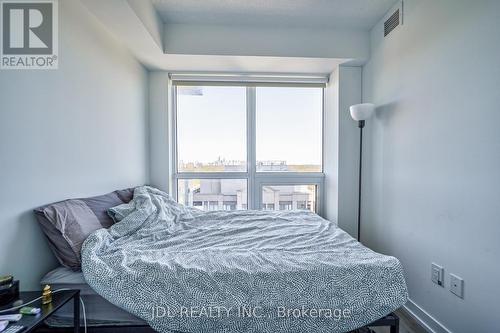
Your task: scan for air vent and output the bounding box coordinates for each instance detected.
[384,9,400,37]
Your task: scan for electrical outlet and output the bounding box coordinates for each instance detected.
[450,273,464,298]
[431,263,444,287]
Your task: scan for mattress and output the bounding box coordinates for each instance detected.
[41,267,146,327]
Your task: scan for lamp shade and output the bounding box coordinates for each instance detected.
[349,103,375,121]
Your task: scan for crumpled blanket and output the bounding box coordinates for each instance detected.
[82,186,407,333]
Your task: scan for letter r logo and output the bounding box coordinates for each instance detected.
[2,2,53,54]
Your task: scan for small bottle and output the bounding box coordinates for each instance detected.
[42,285,52,304]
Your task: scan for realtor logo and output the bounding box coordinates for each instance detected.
[1,0,58,69]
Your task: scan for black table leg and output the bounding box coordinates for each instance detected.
[74,290,80,333]
[390,315,399,333]
[366,312,399,333]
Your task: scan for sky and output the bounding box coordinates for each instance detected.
[176,86,322,165]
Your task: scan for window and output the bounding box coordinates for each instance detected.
[207,201,219,211]
[297,201,307,210]
[262,185,317,212]
[279,201,293,210]
[223,201,237,211]
[177,179,247,211]
[262,203,275,210]
[173,82,324,213]
[176,86,246,172]
[256,87,323,172]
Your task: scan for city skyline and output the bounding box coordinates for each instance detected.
[178,157,321,173]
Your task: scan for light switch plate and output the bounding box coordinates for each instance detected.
[431,263,444,287]
[450,273,464,298]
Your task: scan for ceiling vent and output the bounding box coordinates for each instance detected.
[384,9,400,37]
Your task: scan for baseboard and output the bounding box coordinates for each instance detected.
[401,298,452,333]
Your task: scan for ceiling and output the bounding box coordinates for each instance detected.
[152,0,398,29]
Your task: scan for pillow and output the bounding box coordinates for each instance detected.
[34,188,135,270]
[115,188,134,203]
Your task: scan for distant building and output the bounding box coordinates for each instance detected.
[179,160,316,212]
[183,179,247,211]
[257,160,288,171]
[261,185,315,211]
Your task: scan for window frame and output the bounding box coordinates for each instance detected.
[171,84,325,216]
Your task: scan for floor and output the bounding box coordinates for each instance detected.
[371,309,428,333]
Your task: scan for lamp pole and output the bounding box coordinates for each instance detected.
[349,103,374,243]
[357,120,365,242]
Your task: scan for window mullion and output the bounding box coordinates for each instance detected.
[171,85,178,200]
[247,86,257,210]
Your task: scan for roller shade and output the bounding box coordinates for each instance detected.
[170,73,328,87]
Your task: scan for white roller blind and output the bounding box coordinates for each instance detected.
[170,73,328,87]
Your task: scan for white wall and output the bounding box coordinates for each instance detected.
[149,72,171,192]
[362,1,500,332]
[0,0,149,290]
[164,23,369,62]
[323,71,340,222]
[324,67,362,237]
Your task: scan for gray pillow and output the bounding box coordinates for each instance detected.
[34,212,81,270]
[115,188,134,203]
[34,188,135,270]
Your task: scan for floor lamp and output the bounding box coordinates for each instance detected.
[349,103,375,242]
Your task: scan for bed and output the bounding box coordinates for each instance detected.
[37,186,408,333]
[39,268,401,333]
